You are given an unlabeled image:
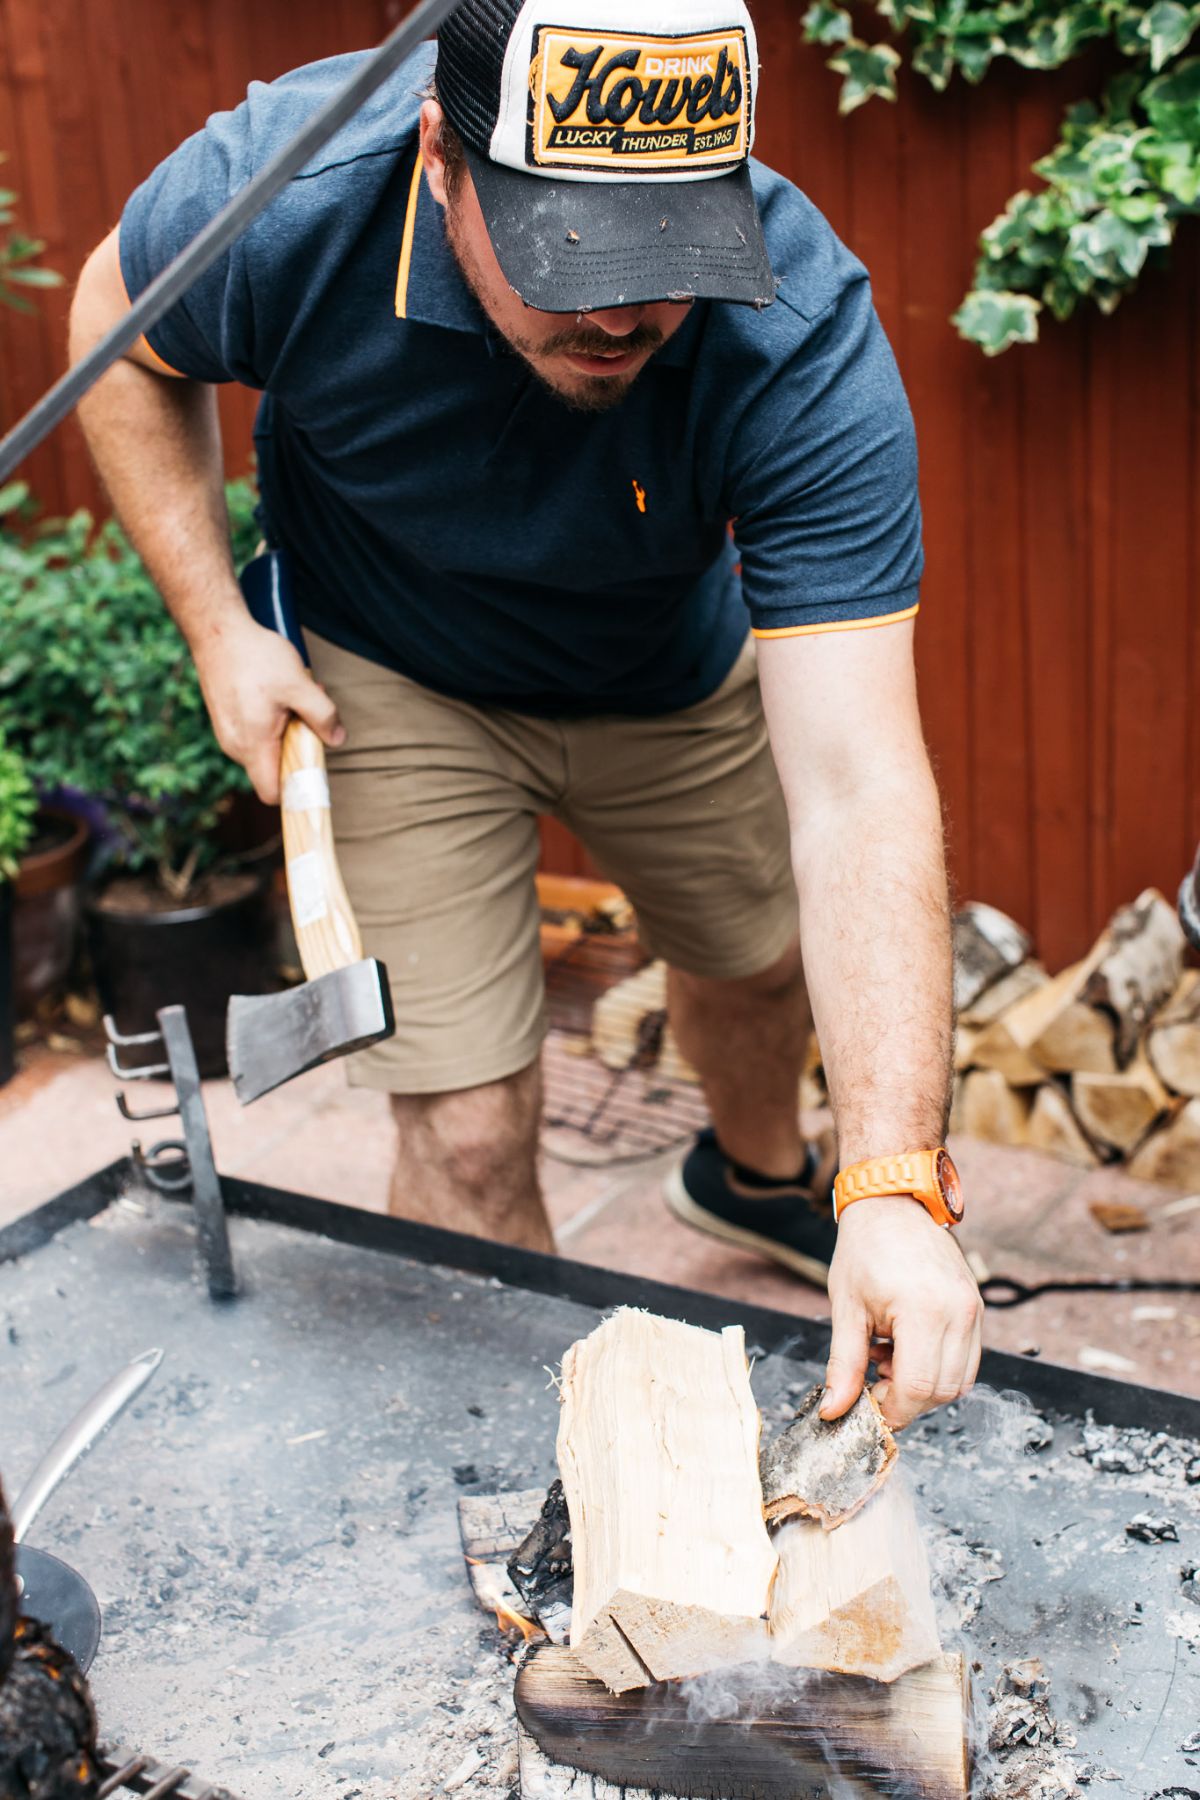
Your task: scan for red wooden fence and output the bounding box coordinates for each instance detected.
[1,0,1197,968]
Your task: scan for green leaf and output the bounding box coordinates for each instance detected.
[912,35,956,87]
[1143,56,1200,141]
[3,266,62,287]
[1139,1,1198,70]
[803,0,854,44]
[0,481,28,516]
[828,40,902,110]
[955,34,1000,81]
[953,289,1041,353]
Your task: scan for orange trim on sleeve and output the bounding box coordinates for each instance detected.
[135,334,187,378]
[752,602,919,640]
[394,150,424,320]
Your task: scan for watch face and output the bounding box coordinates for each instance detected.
[935,1148,964,1223]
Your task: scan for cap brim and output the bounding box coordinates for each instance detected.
[464,150,775,314]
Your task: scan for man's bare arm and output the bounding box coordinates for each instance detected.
[757,618,983,1429]
[69,226,343,802]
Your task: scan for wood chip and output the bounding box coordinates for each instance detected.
[1088,1200,1150,1234]
[759,1384,897,1530]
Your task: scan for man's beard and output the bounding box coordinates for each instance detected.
[445,204,664,413]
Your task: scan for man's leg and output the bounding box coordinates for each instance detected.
[388,1062,554,1253]
[667,937,809,1181]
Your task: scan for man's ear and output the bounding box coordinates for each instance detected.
[420,100,450,207]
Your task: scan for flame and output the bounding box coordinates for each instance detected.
[466,1556,544,1642]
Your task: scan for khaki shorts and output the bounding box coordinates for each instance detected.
[306,631,799,1094]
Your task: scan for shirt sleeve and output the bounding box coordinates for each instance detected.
[728,274,924,637]
[119,104,260,387]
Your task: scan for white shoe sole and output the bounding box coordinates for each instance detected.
[662,1163,831,1291]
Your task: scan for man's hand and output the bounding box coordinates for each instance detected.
[820,1197,983,1430]
[193,614,346,803]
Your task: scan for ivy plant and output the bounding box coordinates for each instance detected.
[0,477,261,899]
[0,732,36,883]
[0,155,62,313]
[801,0,1200,350]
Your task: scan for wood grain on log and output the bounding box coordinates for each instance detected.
[1025,1083,1102,1168]
[1073,1050,1170,1155]
[768,1477,943,1684]
[557,1310,775,1692]
[951,1069,1033,1145]
[1127,1097,1200,1190]
[515,1646,970,1800]
[1146,971,1200,1097]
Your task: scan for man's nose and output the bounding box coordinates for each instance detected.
[583,305,647,337]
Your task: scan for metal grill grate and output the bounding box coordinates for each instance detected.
[97,1745,243,1800]
[541,920,709,1165]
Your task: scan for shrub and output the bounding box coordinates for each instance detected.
[0,732,35,882]
[0,476,261,898]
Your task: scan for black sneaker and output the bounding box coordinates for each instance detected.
[663,1127,838,1289]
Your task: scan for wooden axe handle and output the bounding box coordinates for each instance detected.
[280,718,363,979]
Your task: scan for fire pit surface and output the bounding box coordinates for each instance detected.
[1,1178,1198,1798]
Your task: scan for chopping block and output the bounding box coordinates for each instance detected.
[515,1644,972,1800]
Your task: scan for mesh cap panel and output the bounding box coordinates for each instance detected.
[435,0,525,156]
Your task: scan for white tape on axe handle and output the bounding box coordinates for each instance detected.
[287,850,328,928]
[282,767,331,812]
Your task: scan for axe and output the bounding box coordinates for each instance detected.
[226,551,394,1103]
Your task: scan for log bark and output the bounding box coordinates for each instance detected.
[768,1476,943,1684]
[1025,1083,1102,1169]
[1080,887,1186,1066]
[1072,1050,1171,1156]
[759,1385,896,1530]
[959,959,1047,1028]
[1127,1097,1200,1190]
[557,1309,775,1692]
[516,1645,971,1800]
[1146,971,1200,1097]
[953,902,1032,1014]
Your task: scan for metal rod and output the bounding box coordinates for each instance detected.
[0,0,464,484]
[9,1349,164,1544]
[156,1005,236,1300]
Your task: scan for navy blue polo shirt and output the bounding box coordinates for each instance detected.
[120,42,923,717]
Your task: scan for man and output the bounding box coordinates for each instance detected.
[69,0,982,1430]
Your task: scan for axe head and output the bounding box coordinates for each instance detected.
[227,959,395,1104]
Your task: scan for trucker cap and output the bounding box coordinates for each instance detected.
[434,0,776,313]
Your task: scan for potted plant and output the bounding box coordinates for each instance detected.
[0,732,36,1084]
[0,478,278,1075]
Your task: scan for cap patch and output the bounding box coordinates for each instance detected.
[529,26,750,174]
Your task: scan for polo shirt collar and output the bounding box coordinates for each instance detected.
[398,159,705,369]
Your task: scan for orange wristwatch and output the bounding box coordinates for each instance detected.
[833,1148,964,1229]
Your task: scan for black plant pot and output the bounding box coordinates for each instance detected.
[85,872,276,1079]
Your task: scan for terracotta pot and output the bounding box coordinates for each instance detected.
[13,809,91,1015]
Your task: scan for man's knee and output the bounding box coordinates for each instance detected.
[671,936,804,1008]
[389,1064,541,1194]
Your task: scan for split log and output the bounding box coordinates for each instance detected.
[953,1024,980,1073]
[516,1645,971,1800]
[557,1309,775,1691]
[1127,1097,1200,1191]
[768,1476,942,1684]
[951,1068,1032,1145]
[1073,1049,1171,1156]
[759,1385,896,1529]
[971,953,1116,1081]
[959,959,1048,1028]
[953,902,1032,1014]
[1146,971,1200,1097]
[1025,1083,1101,1169]
[1080,887,1185,1066]
[591,961,699,1083]
[457,1489,567,1640]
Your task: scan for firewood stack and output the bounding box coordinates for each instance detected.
[950,890,1200,1185]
